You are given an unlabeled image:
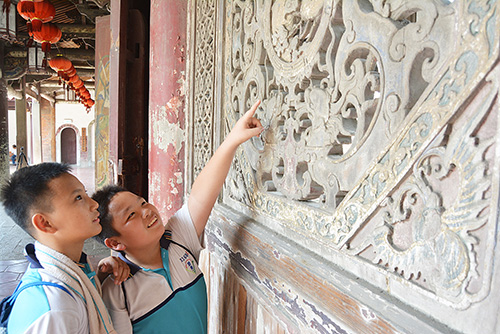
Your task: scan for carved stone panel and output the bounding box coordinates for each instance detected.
[189,0,500,333]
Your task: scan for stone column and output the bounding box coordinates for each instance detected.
[14,84,27,167]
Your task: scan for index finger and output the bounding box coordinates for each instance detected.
[244,100,261,118]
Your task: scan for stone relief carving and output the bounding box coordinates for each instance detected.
[202,0,499,318]
[225,0,457,213]
[348,76,497,307]
[192,0,217,180]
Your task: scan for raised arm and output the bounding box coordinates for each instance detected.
[188,100,264,237]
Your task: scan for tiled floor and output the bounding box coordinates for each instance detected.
[0,164,110,298]
[0,260,28,299]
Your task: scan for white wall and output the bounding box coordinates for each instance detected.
[8,108,16,148]
[55,100,95,166]
[31,100,42,164]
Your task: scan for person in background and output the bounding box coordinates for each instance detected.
[10,144,16,165]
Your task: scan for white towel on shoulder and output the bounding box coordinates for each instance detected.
[34,241,116,334]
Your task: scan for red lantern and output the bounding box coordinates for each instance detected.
[72,79,84,90]
[67,74,79,89]
[80,90,91,99]
[29,1,55,31]
[17,1,55,33]
[64,66,76,78]
[32,22,61,52]
[18,0,43,13]
[76,86,87,97]
[85,99,94,113]
[48,55,72,84]
[17,2,30,20]
[84,98,94,113]
[69,74,80,84]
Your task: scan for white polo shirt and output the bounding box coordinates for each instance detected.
[101,204,207,334]
[7,245,97,334]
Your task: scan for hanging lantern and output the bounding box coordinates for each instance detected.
[18,0,44,14]
[77,86,87,97]
[64,65,76,79]
[17,0,55,33]
[80,90,91,100]
[17,1,32,36]
[32,22,61,53]
[48,55,72,84]
[67,74,79,90]
[17,2,30,20]
[72,78,84,90]
[69,74,80,84]
[29,0,55,32]
[84,98,94,113]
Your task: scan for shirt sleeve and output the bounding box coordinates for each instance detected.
[8,285,88,334]
[21,309,84,334]
[167,203,205,260]
[101,277,133,334]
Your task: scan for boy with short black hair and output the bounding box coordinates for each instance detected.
[0,162,128,334]
[93,101,264,334]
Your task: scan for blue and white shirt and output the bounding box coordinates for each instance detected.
[101,204,208,334]
[8,244,97,334]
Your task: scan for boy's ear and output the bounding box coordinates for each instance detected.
[32,213,56,234]
[104,237,126,251]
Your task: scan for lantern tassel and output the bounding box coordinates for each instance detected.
[31,19,42,32]
[41,42,51,53]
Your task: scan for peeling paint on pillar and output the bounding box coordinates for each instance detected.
[152,99,185,155]
[149,0,188,219]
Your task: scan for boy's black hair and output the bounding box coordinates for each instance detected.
[92,185,126,244]
[0,163,71,232]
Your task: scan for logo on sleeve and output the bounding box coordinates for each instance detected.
[179,252,196,274]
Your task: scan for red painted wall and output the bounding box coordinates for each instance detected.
[149,0,187,219]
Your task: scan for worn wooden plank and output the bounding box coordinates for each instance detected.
[205,206,446,333]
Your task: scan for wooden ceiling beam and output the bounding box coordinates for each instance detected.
[6,48,95,61]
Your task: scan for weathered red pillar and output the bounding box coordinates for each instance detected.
[149,0,187,218]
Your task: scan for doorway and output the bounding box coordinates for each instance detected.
[61,127,77,164]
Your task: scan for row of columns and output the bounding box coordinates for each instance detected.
[0,41,55,185]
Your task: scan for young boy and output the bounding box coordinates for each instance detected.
[92,100,264,334]
[0,162,129,334]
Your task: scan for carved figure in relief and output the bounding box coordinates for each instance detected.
[350,113,493,302]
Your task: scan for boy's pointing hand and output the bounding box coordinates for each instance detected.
[226,100,264,146]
